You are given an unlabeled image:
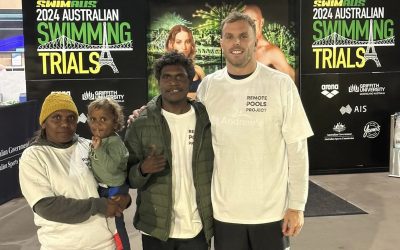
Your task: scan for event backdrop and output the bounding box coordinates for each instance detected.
[147,0,297,98]
[0,101,37,204]
[301,0,400,173]
[21,0,399,174]
[22,0,148,137]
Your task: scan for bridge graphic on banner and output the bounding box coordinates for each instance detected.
[312,20,395,67]
[37,23,133,73]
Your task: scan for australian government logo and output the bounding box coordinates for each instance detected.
[35,1,133,75]
[348,83,386,95]
[312,1,395,69]
[363,121,380,138]
[324,122,355,141]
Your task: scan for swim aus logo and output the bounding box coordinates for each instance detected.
[36,1,97,8]
[313,0,366,7]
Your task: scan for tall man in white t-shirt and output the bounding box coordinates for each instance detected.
[125,51,214,250]
[196,11,313,250]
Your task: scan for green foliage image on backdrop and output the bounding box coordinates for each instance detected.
[147,2,296,99]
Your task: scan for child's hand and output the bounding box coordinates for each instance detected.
[91,136,101,149]
[91,129,102,149]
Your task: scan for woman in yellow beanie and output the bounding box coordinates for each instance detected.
[19,92,130,250]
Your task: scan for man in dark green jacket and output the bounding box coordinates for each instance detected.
[125,51,214,250]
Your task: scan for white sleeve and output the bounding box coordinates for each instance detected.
[281,78,313,144]
[19,147,55,208]
[287,139,309,211]
[196,75,209,102]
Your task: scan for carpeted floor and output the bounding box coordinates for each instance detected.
[304,181,367,217]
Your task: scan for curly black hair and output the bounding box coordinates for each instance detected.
[154,51,195,82]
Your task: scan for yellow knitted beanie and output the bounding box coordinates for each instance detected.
[39,93,78,125]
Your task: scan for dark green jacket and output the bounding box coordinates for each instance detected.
[124,96,214,242]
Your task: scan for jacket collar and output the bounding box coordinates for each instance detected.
[146,95,209,125]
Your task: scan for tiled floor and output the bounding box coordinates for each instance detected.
[1,172,399,250]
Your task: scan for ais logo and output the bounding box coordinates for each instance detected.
[340,104,367,115]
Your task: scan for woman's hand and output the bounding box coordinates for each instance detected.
[105,199,122,218]
[111,194,131,210]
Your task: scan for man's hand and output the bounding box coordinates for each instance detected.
[127,105,147,126]
[282,209,304,237]
[140,145,166,174]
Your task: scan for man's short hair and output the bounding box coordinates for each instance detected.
[221,11,256,36]
[154,51,195,81]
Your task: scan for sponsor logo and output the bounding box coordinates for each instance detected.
[82,90,125,102]
[348,83,385,96]
[340,105,352,115]
[363,121,380,138]
[340,104,367,115]
[321,84,339,98]
[324,122,354,141]
[50,90,71,95]
[78,113,87,124]
[333,122,346,133]
[0,142,29,172]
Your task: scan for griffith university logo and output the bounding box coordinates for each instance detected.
[321,84,339,98]
[348,84,386,96]
[82,90,125,102]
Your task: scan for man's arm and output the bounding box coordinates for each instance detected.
[282,139,309,237]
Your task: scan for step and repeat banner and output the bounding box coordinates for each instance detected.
[21,0,399,173]
[22,0,148,137]
[301,0,400,173]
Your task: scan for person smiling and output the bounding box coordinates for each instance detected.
[197,12,313,250]
[125,51,214,250]
[166,25,205,99]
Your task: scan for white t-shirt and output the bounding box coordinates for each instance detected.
[197,63,313,224]
[19,138,115,250]
[162,106,202,238]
